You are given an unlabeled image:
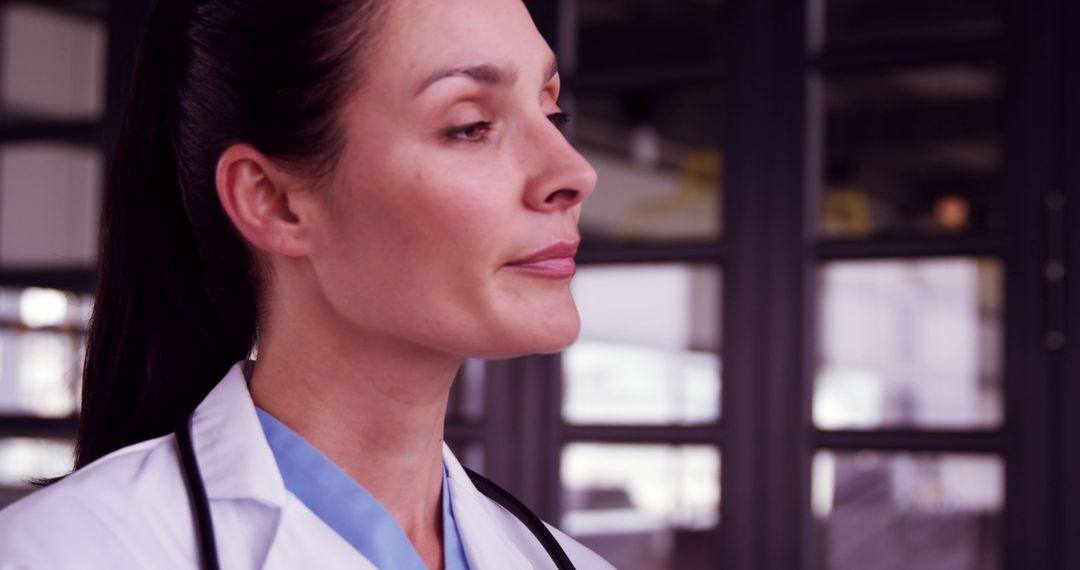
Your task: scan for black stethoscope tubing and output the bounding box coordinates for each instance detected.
[175,413,576,570]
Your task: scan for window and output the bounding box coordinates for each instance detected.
[453,1,1075,569]
[806,2,1009,565]
[0,0,118,509]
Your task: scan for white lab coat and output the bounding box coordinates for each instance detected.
[0,363,614,570]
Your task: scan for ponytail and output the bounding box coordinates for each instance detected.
[76,0,385,468]
[76,0,253,467]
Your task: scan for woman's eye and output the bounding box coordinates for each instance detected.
[445,113,570,144]
[447,121,492,143]
[548,111,572,130]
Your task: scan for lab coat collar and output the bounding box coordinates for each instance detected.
[442,443,537,569]
[188,361,542,569]
[188,361,287,507]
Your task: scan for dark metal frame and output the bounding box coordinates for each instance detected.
[1001,0,1068,566]
[1062,0,1080,564]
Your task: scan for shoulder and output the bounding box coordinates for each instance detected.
[547,523,618,570]
[0,434,191,569]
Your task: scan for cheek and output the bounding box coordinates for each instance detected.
[377,166,513,263]
[312,143,577,356]
[318,160,519,321]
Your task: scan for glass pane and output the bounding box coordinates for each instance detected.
[564,264,721,425]
[825,0,998,48]
[0,287,89,416]
[812,451,1003,570]
[814,258,1003,430]
[0,143,103,267]
[821,65,1002,239]
[0,4,107,120]
[574,85,723,242]
[0,287,92,329]
[562,443,720,570]
[0,438,74,487]
[0,330,82,416]
[447,358,484,421]
[576,0,725,72]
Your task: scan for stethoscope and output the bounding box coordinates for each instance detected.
[175,413,576,570]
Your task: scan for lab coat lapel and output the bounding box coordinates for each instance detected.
[189,363,378,569]
[186,363,287,567]
[189,363,285,506]
[442,444,538,570]
[189,364,538,569]
[261,498,379,570]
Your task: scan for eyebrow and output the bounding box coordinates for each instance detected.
[416,56,559,96]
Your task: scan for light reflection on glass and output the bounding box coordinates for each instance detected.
[564,265,721,425]
[564,342,719,425]
[562,443,720,570]
[814,258,1003,430]
[0,438,74,487]
[0,330,80,416]
[19,288,68,328]
[573,86,724,242]
[813,450,1003,570]
[0,288,90,417]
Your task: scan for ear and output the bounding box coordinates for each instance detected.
[215,144,312,257]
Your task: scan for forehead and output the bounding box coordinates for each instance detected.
[375,0,554,87]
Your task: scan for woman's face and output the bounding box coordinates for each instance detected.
[305,0,597,360]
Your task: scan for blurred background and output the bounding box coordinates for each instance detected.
[0,0,1077,569]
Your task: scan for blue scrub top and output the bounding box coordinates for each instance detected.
[255,408,470,570]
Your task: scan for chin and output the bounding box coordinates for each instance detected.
[473,305,581,359]
[524,325,580,355]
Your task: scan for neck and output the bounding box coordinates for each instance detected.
[250,287,461,569]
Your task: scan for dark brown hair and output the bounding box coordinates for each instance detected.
[76,0,385,468]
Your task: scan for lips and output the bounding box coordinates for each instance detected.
[506,241,579,278]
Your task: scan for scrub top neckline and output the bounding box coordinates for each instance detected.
[255,407,470,570]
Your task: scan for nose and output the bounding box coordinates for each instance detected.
[522,118,598,212]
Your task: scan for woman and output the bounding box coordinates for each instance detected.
[0,0,611,567]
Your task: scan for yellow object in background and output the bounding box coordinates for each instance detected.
[614,149,723,240]
[821,185,875,237]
